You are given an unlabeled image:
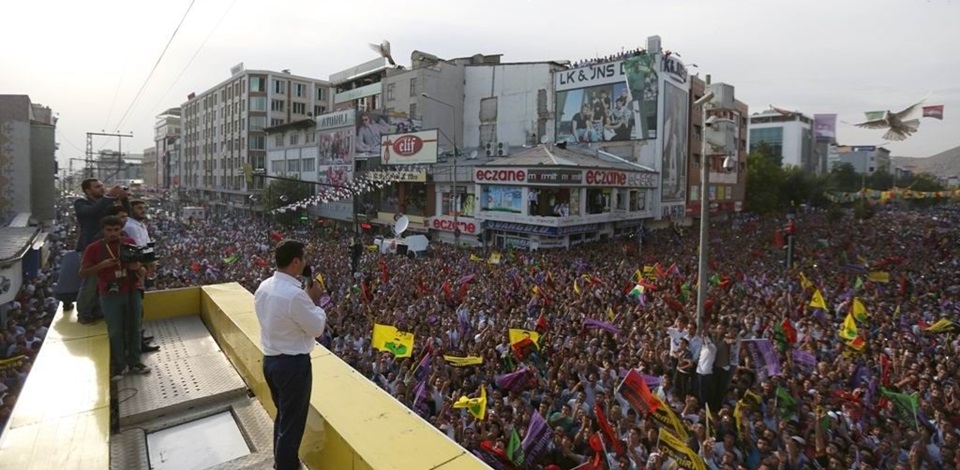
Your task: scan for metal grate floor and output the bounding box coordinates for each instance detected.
[117,316,247,427]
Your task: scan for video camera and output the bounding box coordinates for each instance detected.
[119,242,158,264]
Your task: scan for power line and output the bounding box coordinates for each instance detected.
[110,0,198,133]
[149,0,239,114]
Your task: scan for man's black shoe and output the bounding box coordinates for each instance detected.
[142,335,154,342]
[78,316,99,325]
[142,343,160,353]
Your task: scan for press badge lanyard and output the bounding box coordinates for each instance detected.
[104,243,124,278]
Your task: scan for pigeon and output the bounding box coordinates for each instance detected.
[853,99,926,141]
[368,40,396,67]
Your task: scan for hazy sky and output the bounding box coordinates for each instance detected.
[3,0,958,172]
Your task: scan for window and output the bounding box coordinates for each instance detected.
[409,103,417,120]
[270,118,284,127]
[294,83,305,97]
[287,159,300,172]
[316,87,325,101]
[314,105,325,116]
[530,188,573,217]
[271,99,285,112]
[249,116,266,131]
[271,160,282,173]
[442,187,474,216]
[249,135,265,150]
[409,78,417,97]
[289,133,299,146]
[249,97,266,111]
[301,158,315,172]
[586,188,612,214]
[292,102,306,115]
[480,97,498,122]
[273,80,285,94]
[305,131,316,143]
[273,135,284,148]
[386,83,395,101]
[250,77,265,92]
[480,186,522,213]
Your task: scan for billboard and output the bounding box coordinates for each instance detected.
[318,127,355,166]
[356,111,421,157]
[661,82,688,203]
[318,164,354,186]
[554,55,658,143]
[481,186,523,213]
[380,130,439,165]
[813,114,837,143]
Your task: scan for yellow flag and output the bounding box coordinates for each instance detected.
[809,289,827,310]
[734,400,743,434]
[926,319,959,334]
[469,254,482,262]
[868,271,890,283]
[658,428,707,470]
[852,298,869,322]
[839,313,858,341]
[314,272,326,292]
[453,386,487,420]
[607,306,615,322]
[508,328,540,346]
[573,279,582,296]
[443,355,484,367]
[799,272,813,290]
[634,269,644,282]
[487,252,502,265]
[372,324,415,358]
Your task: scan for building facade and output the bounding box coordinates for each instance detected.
[179,65,332,212]
[471,145,657,250]
[142,147,157,187]
[748,109,814,171]
[330,57,388,113]
[686,76,749,216]
[834,145,891,174]
[0,95,57,226]
[154,107,181,189]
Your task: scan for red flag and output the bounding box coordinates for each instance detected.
[665,296,685,313]
[922,105,944,120]
[270,231,283,242]
[880,353,891,386]
[360,280,372,304]
[457,283,469,302]
[535,314,549,333]
[379,259,389,284]
[781,318,797,344]
[617,369,661,416]
[441,280,452,301]
[594,404,623,455]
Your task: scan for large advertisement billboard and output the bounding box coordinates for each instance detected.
[480,186,523,213]
[356,111,421,157]
[381,130,439,165]
[554,56,658,143]
[317,109,356,166]
[661,82,688,203]
[814,114,837,143]
[318,164,354,186]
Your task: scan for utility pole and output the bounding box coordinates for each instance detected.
[86,131,133,182]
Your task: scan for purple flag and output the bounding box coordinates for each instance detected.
[583,318,621,335]
[743,339,781,381]
[521,411,552,464]
[458,274,476,285]
[642,374,662,389]
[496,368,533,392]
[792,349,817,373]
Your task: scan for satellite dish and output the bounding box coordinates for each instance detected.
[467,150,479,160]
[393,215,409,236]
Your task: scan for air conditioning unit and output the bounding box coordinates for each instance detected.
[497,142,509,157]
[485,142,495,157]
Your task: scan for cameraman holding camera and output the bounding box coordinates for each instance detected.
[121,200,161,353]
[80,215,151,380]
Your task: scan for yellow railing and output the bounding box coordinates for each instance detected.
[0,284,487,470]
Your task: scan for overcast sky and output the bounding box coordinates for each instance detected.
[3,0,958,171]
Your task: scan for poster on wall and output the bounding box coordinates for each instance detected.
[318,165,353,186]
[481,186,523,214]
[554,55,658,143]
[660,82,688,203]
[318,128,355,166]
[356,111,422,157]
[813,114,837,143]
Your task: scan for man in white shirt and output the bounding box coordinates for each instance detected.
[122,200,160,353]
[254,239,327,470]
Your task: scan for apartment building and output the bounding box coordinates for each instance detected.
[154,107,181,189]
[180,65,332,212]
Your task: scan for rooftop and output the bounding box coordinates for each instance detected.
[481,145,653,172]
[263,118,316,134]
[0,226,40,262]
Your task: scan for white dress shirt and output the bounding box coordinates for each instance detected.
[123,218,151,247]
[254,271,327,356]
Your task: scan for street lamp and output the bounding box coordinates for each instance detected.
[421,93,461,242]
[694,91,736,333]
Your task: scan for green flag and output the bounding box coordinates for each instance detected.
[855,276,864,291]
[506,427,524,466]
[776,386,798,418]
[881,388,918,426]
[864,111,885,121]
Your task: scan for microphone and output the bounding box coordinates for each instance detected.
[302,265,313,286]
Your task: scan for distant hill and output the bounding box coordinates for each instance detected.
[892,145,960,177]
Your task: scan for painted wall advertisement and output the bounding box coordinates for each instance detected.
[481,186,523,214]
[317,109,356,166]
[554,55,658,143]
[356,111,421,157]
[813,114,837,143]
[380,130,439,165]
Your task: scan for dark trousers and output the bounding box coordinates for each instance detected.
[102,292,143,375]
[697,373,715,410]
[77,275,102,320]
[263,354,312,470]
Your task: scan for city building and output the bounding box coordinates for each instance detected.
[471,145,658,249]
[687,75,749,217]
[0,95,57,226]
[748,108,814,171]
[92,150,143,185]
[179,64,332,213]
[154,107,181,189]
[142,147,157,187]
[330,57,389,113]
[833,145,891,174]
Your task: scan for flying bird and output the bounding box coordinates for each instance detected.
[853,99,926,141]
[368,39,396,66]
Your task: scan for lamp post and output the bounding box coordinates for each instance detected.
[421,93,460,243]
[694,91,715,334]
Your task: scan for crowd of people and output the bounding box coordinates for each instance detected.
[3,193,960,470]
[572,48,647,69]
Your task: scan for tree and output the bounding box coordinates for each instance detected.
[751,141,782,167]
[259,178,315,224]
[907,173,945,192]
[745,151,785,214]
[867,168,894,190]
[829,163,860,192]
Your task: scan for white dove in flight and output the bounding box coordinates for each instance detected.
[853,98,926,141]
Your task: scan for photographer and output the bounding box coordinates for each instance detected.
[74,179,130,324]
[79,215,151,380]
[121,200,160,353]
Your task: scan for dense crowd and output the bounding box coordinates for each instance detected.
[573,48,647,69]
[139,201,960,470]
[4,195,960,470]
